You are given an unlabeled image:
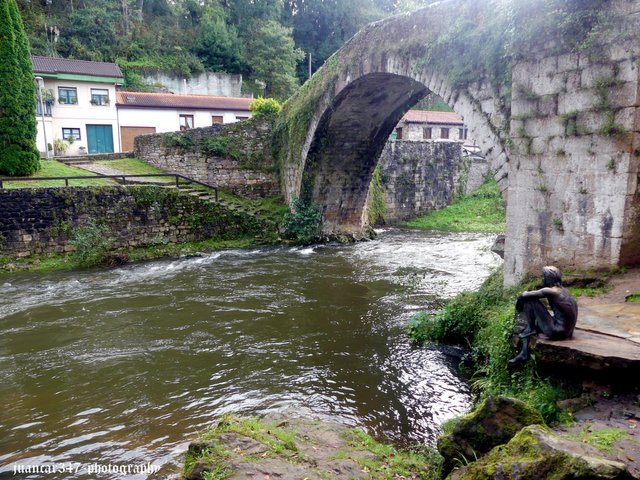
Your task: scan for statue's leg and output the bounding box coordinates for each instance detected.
[522,299,554,337]
[509,299,552,365]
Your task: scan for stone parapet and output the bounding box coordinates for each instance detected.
[134,120,280,199]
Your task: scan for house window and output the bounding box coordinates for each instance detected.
[423,127,432,139]
[459,128,468,140]
[62,127,81,141]
[441,127,449,139]
[179,114,194,131]
[90,89,110,106]
[236,116,249,121]
[58,87,78,105]
[395,127,403,140]
[36,99,52,116]
[212,115,224,124]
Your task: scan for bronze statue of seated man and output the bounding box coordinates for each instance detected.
[509,266,578,365]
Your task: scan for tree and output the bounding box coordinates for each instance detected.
[0,0,39,176]
[284,0,384,82]
[245,19,304,100]
[195,4,244,73]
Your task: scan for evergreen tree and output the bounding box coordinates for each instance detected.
[0,0,39,176]
[195,4,244,73]
[245,19,304,100]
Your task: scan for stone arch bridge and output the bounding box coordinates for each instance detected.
[273,0,640,285]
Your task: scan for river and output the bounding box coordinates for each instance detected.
[0,228,500,479]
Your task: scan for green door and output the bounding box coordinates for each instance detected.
[86,125,114,154]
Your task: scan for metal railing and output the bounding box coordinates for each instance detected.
[0,173,218,202]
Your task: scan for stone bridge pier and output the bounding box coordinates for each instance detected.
[274,0,640,285]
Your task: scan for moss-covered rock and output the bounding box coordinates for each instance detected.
[448,425,635,480]
[438,396,544,474]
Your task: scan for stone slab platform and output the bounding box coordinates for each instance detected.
[533,303,640,382]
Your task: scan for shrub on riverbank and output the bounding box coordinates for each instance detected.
[408,270,574,424]
[402,177,506,233]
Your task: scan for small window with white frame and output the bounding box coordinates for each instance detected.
[62,127,81,141]
[90,89,110,106]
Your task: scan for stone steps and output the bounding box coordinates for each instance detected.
[163,185,277,228]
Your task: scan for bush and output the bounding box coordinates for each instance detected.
[200,136,230,157]
[283,197,321,244]
[70,221,113,267]
[249,97,282,118]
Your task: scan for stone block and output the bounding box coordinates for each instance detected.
[615,107,636,130]
[608,81,640,108]
[616,59,639,83]
[577,110,606,135]
[557,53,579,72]
[531,71,566,96]
[558,89,598,114]
[536,94,557,117]
[524,117,566,138]
[581,63,616,89]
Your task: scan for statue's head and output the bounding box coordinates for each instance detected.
[542,266,562,287]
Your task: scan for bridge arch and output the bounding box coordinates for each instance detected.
[274,0,640,284]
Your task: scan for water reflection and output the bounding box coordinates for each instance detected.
[0,228,500,478]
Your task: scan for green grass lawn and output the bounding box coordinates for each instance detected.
[1,159,116,188]
[402,177,506,234]
[96,158,165,175]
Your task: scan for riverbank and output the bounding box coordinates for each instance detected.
[401,177,506,234]
[407,266,640,478]
[183,414,443,480]
[0,236,273,275]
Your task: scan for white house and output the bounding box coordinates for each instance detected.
[394,110,470,143]
[32,55,124,155]
[115,91,253,151]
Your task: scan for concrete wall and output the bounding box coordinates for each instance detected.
[134,120,280,198]
[0,186,263,259]
[142,71,244,97]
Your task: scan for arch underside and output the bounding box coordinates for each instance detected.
[302,73,428,234]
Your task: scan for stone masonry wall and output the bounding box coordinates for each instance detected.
[374,140,488,223]
[133,120,280,199]
[0,186,262,258]
[505,16,640,283]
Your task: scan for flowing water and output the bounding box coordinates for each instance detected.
[0,228,501,479]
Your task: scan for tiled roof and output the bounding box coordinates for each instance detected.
[403,110,464,125]
[31,55,123,78]
[116,91,253,111]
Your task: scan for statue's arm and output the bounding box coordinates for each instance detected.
[515,287,552,311]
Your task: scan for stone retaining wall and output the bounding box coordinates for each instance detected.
[133,120,280,198]
[374,140,488,222]
[0,186,262,258]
